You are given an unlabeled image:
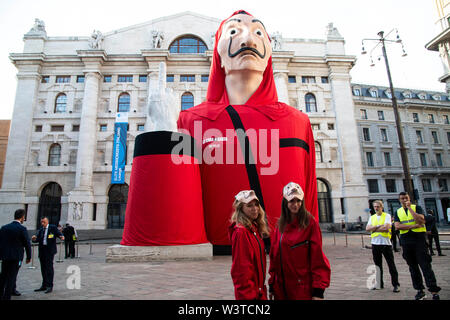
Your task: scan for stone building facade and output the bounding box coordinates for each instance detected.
[1,12,370,231]
[0,120,11,189]
[353,84,450,222]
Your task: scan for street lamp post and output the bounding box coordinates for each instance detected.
[362,30,415,201]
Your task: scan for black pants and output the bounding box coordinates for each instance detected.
[401,238,439,292]
[427,233,442,255]
[65,240,75,258]
[391,228,400,251]
[0,260,20,300]
[39,253,55,288]
[372,245,399,288]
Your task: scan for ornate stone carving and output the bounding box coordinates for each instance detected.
[151,30,164,49]
[72,201,83,220]
[89,30,104,50]
[271,31,282,51]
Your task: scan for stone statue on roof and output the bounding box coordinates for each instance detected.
[151,30,164,49]
[89,30,104,50]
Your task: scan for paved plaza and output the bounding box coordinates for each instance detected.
[10,233,450,300]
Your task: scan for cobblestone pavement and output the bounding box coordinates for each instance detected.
[11,233,450,300]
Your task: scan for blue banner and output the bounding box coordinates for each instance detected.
[111,113,128,184]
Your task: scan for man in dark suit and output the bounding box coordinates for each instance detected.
[63,223,76,259]
[31,216,64,294]
[0,209,32,300]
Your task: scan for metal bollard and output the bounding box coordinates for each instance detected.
[89,240,93,255]
[333,232,336,245]
[27,245,36,269]
[361,234,364,248]
[76,241,80,259]
[345,233,348,247]
[56,241,64,263]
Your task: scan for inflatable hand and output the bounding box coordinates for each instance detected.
[146,62,180,132]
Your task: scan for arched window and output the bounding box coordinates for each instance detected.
[317,178,333,223]
[169,36,207,54]
[55,93,67,113]
[315,141,323,163]
[37,182,62,228]
[118,92,130,112]
[48,144,61,166]
[107,184,129,229]
[305,93,317,112]
[181,92,194,110]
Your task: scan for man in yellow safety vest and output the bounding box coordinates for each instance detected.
[366,200,400,292]
[394,192,441,300]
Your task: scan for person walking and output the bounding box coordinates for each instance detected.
[229,190,270,300]
[31,216,64,294]
[366,200,400,292]
[394,192,441,300]
[0,209,31,300]
[268,182,330,300]
[63,223,77,259]
[425,210,445,257]
[390,215,400,252]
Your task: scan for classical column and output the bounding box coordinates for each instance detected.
[328,60,369,223]
[0,61,42,226]
[274,72,289,104]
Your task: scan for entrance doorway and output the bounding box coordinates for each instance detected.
[37,182,62,229]
[107,184,129,229]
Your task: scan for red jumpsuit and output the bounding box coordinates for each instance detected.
[121,10,318,247]
[229,222,267,300]
[268,217,331,300]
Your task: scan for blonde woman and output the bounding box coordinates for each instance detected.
[228,190,270,300]
[366,200,400,292]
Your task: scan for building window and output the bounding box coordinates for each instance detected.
[378,111,385,120]
[305,93,317,112]
[385,91,392,99]
[327,123,334,130]
[315,141,323,163]
[54,93,67,113]
[321,77,329,83]
[370,90,378,98]
[353,88,361,96]
[118,75,133,83]
[201,75,209,82]
[439,179,448,192]
[76,75,85,83]
[180,75,195,82]
[56,76,70,83]
[99,124,107,132]
[431,131,439,144]
[360,109,367,119]
[41,76,50,83]
[386,179,397,193]
[48,144,61,166]
[413,113,419,122]
[312,124,320,131]
[169,36,207,54]
[422,179,432,192]
[384,152,392,166]
[167,75,174,82]
[72,125,80,132]
[302,76,316,83]
[50,125,64,132]
[448,132,450,144]
[137,124,145,131]
[103,75,112,83]
[317,179,333,223]
[368,179,379,193]
[428,114,435,123]
[380,128,388,142]
[288,76,296,83]
[436,153,443,167]
[443,115,449,124]
[363,128,371,141]
[416,130,423,144]
[35,125,43,132]
[420,153,427,167]
[181,92,194,110]
[139,75,147,83]
[118,92,130,112]
[366,152,374,167]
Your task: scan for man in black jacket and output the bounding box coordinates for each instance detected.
[0,209,32,300]
[31,216,64,294]
[63,223,76,259]
[425,210,445,257]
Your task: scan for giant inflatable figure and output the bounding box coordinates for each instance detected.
[121,10,318,247]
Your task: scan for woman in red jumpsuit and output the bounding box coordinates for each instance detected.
[229,190,270,300]
[269,182,331,300]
